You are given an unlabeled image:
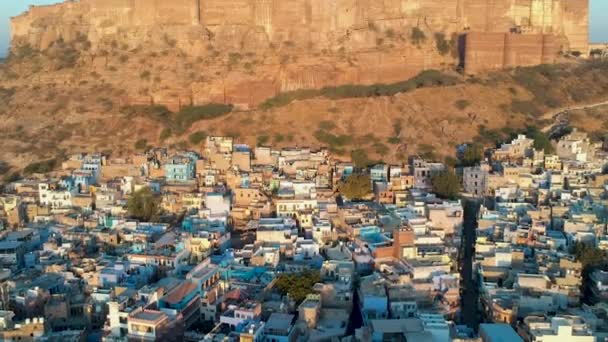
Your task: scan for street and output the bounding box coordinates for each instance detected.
[459,199,482,330]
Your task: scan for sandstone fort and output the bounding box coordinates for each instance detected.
[10,0,590,109]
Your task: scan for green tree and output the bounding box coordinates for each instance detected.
[418,144,437,161]
[526,126,554,153]
[431,171,461,199]
[462,143,483,167]
[373,142,389,155]
[444,156,458,169]
[434,33,450,55]
[257,134,270,146]
[174,104,233,132]
[274,133,285,143]
[338,174,372,200]
[3,172,20,183]
[127,187,161,222]
[134,139,148,150]
[351,149,373,169]
[571,242,608,269]
[275,270,321,304]
[24,159,58,175]
[159,128,172,141]
[188,131,207,145]
[411,27,426,45]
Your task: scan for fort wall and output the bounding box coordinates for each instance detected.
[11,0,589,54]
[465,32,560,74]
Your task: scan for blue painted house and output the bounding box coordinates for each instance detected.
[165,152,198,182]
[370,164,389,183]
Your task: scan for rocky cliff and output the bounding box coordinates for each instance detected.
[9,0,589,109]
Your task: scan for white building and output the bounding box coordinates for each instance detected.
[204,193,230,216]
[293,238,320,261]
[38,183,75,209]
[524,315,596,342]
[106,301,129,339]
[276,198,318,218]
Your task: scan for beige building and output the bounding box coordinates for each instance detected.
[298,294,322,329]
[205,136,233,171]
[0,317,45,342]
[556,129,595,162]
[276,198,318,218]
[521,315,596,342]
[544,155,562,171]
[463,164,490,196]
[427,201,463,236]
[234,187,266,207]
[128,308,183,342]
[232,146,252,172]
[493,135,534,161]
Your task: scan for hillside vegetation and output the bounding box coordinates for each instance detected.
[0,55,608,178]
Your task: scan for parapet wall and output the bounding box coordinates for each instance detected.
[464,32,560,74]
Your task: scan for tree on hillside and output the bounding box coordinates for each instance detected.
[461,143,483,167]
[431,170,461,199]
[127,187,161,222]
[411,27,426,45]
[338,174,372,201]
[351,149,374,169]
[526,126,554,154]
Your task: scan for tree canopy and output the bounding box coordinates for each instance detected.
[461,143,483,167]
[274,270,321,304]
[350,149,374,169]
[338,174,372,200]
[127,187,161,222]
[431,170,461,199]
[571,241,608,270]
[526,126,554,154]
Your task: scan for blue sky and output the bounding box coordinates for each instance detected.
[0,0,63,57]
[1,0,607,57]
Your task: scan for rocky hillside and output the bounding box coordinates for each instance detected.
[0,1,601,180]
[8,0,589,110]
[0,49,607,180]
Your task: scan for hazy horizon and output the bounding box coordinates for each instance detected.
[0,0,607,57]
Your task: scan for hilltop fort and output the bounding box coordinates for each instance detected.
[8,0,589,109]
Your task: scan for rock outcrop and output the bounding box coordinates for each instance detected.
[9,0,589,109]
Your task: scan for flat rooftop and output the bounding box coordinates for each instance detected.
[0,241,23,250]
[131,310,166,323]
[370,318,424,334]
[480,323,523,342]
[162,281,198,305]
[265,313,294,331]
